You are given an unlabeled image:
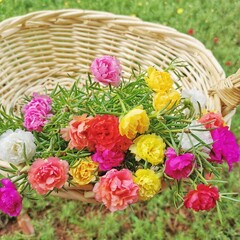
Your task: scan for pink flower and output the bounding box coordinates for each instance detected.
[92,149,125,171]
[23,93,52,113]
[210,126,240,171]
[0,178,22,217]
[23,93,53,132]
[184,184,219,212]
[91,56,122,87]
[164,148,195,180]
[93,169,139,212]
[28,157,69,195]
[23,109,52,132]
[198,112,225,129]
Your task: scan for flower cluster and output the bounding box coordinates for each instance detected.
[0,56,239,217]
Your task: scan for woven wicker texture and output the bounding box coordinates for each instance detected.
[0,9,239,202]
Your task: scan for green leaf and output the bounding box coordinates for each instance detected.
[9,163,18,171]
[216,202,223,224]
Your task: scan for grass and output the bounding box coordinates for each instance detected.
[1,167,240,239]
[0,0,239,77]
[0,0,239,239]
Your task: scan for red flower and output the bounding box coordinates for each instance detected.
[225,61,232,66]
[213,37,219,44]
[187,28,194,35]
[113,135,132,152]
[184,184,219,211]
[87,115,132,151]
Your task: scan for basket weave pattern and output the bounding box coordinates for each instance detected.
[0,9,239,202]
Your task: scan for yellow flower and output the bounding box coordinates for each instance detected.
[145,66,173,92]
[130,134,165,165]
[153,89,181,111]
[69,157,98,185]
[177,8,184,14]
[134,169,161,201]
[119,107,150,139]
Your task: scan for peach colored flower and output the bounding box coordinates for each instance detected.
[28,157,69,195]
[69,157,98,185]
[61,114,94,151]
[93,169,139,212]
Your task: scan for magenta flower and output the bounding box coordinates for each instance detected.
[91,56,122,87]
[0,178,22,217]
[210,126,240,171]
[23,93,53,132]
[164,148,195,180]
[92,149,125,171]
[93,169,139,212]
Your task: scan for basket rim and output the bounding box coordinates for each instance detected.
[1,9,239,124]
[0,8,225,80]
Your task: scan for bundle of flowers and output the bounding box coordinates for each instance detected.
[0,56,239,218]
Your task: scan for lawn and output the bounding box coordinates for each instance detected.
[0,0,239,239]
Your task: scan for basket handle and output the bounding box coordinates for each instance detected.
[209,69,240,116]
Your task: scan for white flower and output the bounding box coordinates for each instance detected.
[178,120,213,153]
[182,88,206,114]
[0,129,36,165]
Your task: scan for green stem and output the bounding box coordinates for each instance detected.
[220,192,239,195]
[161,129,184,133]
[95,111,121,116]
[220,195,240,203]
[144,161,148,169]
[116,94,127,113]
[12,174,27,183]
[195,170,208,184]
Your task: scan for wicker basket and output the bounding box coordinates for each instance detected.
[0,9,239,203]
